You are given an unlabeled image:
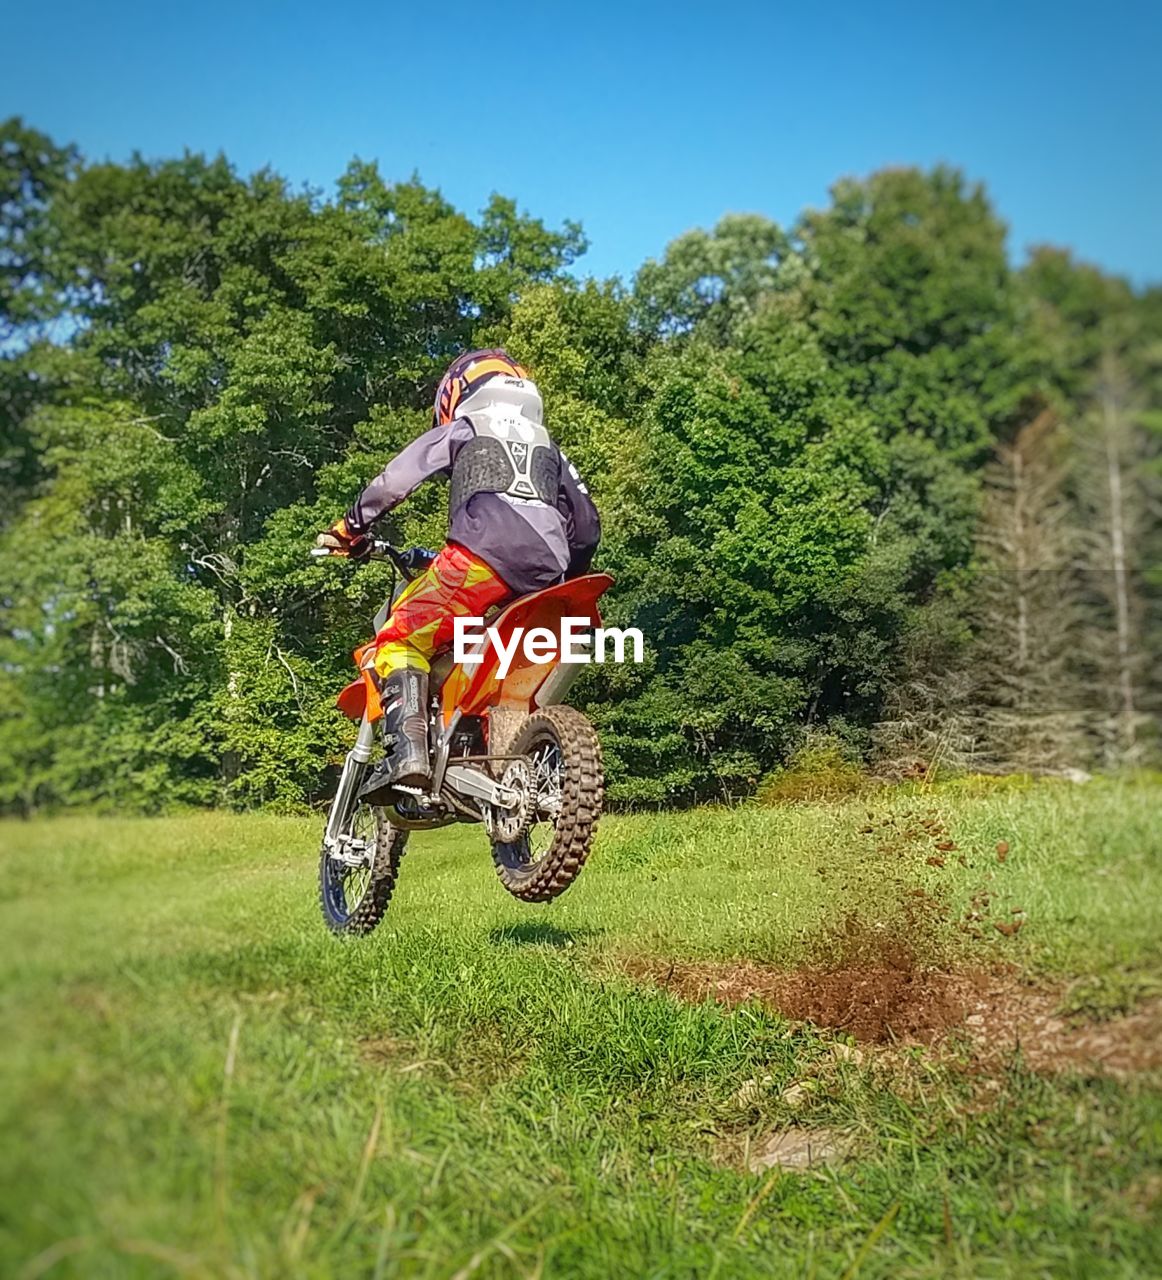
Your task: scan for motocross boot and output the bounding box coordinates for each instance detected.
[358,667,431,804]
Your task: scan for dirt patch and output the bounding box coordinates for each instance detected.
[626,800,1162,1070]
[359,1034,414,1066]
[631,802,1162,1076]
[625,955,977,1044]
[962,987,1162,1078]
[625,956,1162,1076]
[64,982,118,1023]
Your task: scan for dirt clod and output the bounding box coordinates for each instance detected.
[626,956,1162,1076]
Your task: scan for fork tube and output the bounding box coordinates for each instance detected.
[325,714,377,842]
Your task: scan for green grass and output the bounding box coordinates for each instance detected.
[1,781,1160,1278]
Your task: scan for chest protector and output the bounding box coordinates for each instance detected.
[449,405,560,516]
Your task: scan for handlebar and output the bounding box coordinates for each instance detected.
[310,539,436,581]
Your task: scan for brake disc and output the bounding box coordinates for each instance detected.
[488,758,535,844]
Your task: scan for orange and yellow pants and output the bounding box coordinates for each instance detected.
[373,543,512,678]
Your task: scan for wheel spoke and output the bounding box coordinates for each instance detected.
[488,706,601,905]
[327,804,377,918]
[523,738,564,862]
[319,803,408,935]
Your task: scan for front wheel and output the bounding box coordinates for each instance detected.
[319,803,408,935]
[491,704,603,903]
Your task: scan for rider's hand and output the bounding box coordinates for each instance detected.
[315,518,371,560]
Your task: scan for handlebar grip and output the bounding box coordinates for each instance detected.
[399,546,438,571]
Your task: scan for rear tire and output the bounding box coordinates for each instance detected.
[491,704,603,903]
[319,805,408,935]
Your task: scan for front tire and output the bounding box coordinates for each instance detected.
[319,804,408,935]
[491,704,603,903]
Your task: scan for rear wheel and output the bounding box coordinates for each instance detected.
[318,804,408,935]
[491,704,603,903]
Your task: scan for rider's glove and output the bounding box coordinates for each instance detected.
[315,518,371,560]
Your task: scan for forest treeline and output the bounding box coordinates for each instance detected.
[1,118,1159,812]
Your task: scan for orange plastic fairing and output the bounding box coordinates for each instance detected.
[440,573,614,724]
[335,644,382,722]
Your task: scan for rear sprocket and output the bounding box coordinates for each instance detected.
[485,758,535,844]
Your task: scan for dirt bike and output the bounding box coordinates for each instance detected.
[312,538,612,935]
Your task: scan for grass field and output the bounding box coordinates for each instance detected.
[2,780,1161,1278]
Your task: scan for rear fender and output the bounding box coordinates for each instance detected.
[441,572,614,724]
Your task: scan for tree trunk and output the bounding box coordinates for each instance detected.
[1101,369,1137,757]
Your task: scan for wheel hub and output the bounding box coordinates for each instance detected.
[486,758,535,843]
[326,833,373,870]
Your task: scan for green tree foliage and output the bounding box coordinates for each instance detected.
[0,120,78,519]
[0,127,586,811]
[0,119,1157,813]
[603,169,1063,800]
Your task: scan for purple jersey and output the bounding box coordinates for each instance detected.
[344,417,601,595]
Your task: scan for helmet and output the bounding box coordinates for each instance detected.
[433,348,531,427]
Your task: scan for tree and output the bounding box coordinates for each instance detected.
[874,412,1088,775]
[0,117,76,336]
[1073,354,1159,764]
[0,135,589,812]
[594,318,900,802]
[2,125,1158,812]
[0,118,78,521]
[967,411,1087,771]
[632,214,789,342]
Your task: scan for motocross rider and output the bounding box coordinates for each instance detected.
[317,350,601,802]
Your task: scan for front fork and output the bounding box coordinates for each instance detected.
[324,713,378,846]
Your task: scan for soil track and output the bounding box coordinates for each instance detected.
[625,956,1162,1076]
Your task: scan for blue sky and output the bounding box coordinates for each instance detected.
[5,0,1160,286]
